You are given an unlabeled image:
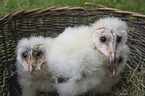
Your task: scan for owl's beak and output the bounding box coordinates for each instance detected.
[27,59,35,74]
[110,51,115,62]
[107,45,119,77]
[107,45,116,62]
[109,58,118,77]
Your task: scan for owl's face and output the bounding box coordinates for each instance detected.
[93,28,127,62]
[108,56,123,77]
[17,45,46,73]
[108,44,129,77]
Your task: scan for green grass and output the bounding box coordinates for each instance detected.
[0,0,144,15]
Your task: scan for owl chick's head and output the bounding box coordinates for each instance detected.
[109,44,129,77]
[91,17,128,62]
[16,36,47,73]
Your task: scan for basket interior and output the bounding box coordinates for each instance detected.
[0,6,145,96]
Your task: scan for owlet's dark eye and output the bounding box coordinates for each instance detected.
[118,57,123,64]
[100,37,106,42]
[36,51,42,57]
[22,53,27,58]
[117,36,121,43]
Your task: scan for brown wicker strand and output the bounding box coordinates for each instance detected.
[85,2,145,18]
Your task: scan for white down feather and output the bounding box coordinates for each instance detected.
[89,44,130,95]
[46,17,129,96]
[47,26,110,96]
[16,36,54,96]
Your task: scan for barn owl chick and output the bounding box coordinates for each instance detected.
[109,44,129,77]
[47,25,110,96]
[91,17,128,76]
[47,17,128,96]
[91,17,128,62]
[89,44,130,95]
[16,36,54,96]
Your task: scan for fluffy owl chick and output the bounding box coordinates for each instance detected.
[47,17,128,96]
[91,17,128,62]
[91,17,128,76]
[89,44,129,95]
[16,36,54,96]
[47,25,110,96]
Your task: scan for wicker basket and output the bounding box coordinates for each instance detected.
[0,2,145,96]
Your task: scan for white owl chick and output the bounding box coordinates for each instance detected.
[91,17,128,62]
[47,17,128,96]
[91,17,128,76]
[90,44,130,95]
[47,26,110,96]
[16,36,54,96]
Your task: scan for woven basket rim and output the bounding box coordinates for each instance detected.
[0,2,145,22]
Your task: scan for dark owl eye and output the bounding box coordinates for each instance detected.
[117,36,121,43]
[22,53,27,58]
[118,57,123,64]
[100,37,106,42]
[36,51,42,57]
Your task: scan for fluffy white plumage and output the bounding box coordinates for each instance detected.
[16,36,54,96]
[91,17,128,62]
[47,26,109,96]
[46,17,128,96]
[90,44,129,95]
